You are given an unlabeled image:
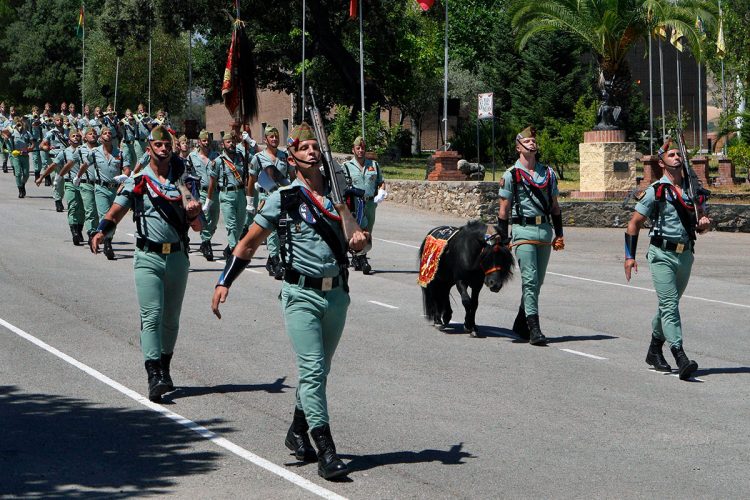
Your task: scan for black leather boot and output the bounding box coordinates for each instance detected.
[360,254,372,275]
[160,352,175,391]
[645,336,672,372]
[285,407,318,462]
[670,345,698,380]
[34,171,40,182]
[310,424,349,480]
[44,175,52,186]
[200,240,214,261]
[145,359,170,402]
[55,199,64,212]
[75,225,85,246]
[103,239,115,260]
[223,245,233,260]
[18,186,24,198]
[526,314,547,346]
[70,225,82,246]
[512,303,530,340]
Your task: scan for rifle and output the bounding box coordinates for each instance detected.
[306,87,370,246]
[673,128,709,224]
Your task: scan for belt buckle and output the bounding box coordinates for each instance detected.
[321,277,333,291]
[162,243,172,254]
[535,215,542,225]
[675,243,685,254]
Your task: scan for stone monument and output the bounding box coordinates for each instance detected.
[428,150,465,181]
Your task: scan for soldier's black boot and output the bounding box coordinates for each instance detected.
[17,186,24,198]
[512,303,530,340]
[223,245,233,260]
[44,175,52,186]
[266,255,277,276]
[360,254,372,275]
[310,424,349,480]
[55,199,64,212]
[200,240,214,261]
[70,225,82,246]
[34,171,40,182]
[670,345,698,380]
[351,255,362,271]
[645,335,672,372]
[103,239,115,260]
[526,314,547,346]
[75,225,85,246]
[160,352,175,391]
[285,407,317,462]
[144,359,170,402]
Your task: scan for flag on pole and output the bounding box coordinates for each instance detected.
[416,0,434,11]
[695,16,706,40]
[349,0,357,20]
[654,25,667,40]
[221,18,258,124]
[717,17,726,59]
[76,4,85,39]
[670,26,684,52]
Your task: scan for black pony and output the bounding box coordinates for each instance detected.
[419,221,514,337]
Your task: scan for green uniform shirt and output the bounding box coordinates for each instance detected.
[121,119,138,142]
[88,144,129,183]
[342,158,382,198]
[44,128,69,156]
[136,116,151,140]
[55,146,86,179]
[249,149,289,181]
[635,176,699,244]
[10,129,33,150]
[209,150,248,189]
[114,165,186,244]
[187,151,217,190]
[79,144,98,181]
[498,160,559,217]
[77,115,90,130]
[254,179,346,278]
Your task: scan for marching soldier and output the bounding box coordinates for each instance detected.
[72,128,101,243]
[87,126,130,259]
[77,104,91,131]
[189,130,220,261]
[90,125,203,403]
[211,122,370,480]
[102,104,120,142]
[342,136,385,275]
[89,106,103,135]
[27,106,45,184]
[59,101,68,118]
[8,117,35,198]
[37,114,70,212]
[204,133,250,259]
[624,138,711,380]
[0,102,7,173]
[51,128,86,245]
[497,126,564,346]
[120,109,139,166]
[249,125,288,279]
[135,104,151,159]
[67,103,80,124]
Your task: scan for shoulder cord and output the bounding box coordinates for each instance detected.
[654,184,697,241]
[515,167,552,216]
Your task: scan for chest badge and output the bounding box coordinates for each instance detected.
[298,204,317,224]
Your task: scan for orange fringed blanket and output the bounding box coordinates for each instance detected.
[418,226,458,287]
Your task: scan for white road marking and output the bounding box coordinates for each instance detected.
[0,317,347,500]
[559,348,608,360]
[126,233,135,238]
[246,268,262,274]
[368,300,399,309]
[374,237,419,249]
[648,368,704,382]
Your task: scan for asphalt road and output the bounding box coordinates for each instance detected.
[2,172,749,499]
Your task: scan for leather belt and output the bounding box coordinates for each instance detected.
[650,237,693,254]
[79,178,96,184]
[222,185,241,192]
[511,215,550,225]
[284,268,341,291]
[136,238,183,255]
[97,180,118,189]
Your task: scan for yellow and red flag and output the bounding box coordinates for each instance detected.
[222,28,240,117]
[416,0,434,10]
[717,17,726,59]
[76,4,85,39]
[221,14,258,126]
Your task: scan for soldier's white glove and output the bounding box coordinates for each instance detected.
[241,131,256,148]
[246,196,256,215]
[72,176,81,187]
[374,188,388,204]
[202,198,212,214]
[114,174,129,184]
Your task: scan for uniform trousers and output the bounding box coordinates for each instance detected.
[11,156,29,187]
[363,200,377,234]
[30,151,43,175]
[134,248,189,361]
[79,182,100,235]
[280,281,349,429]
[41,151,64,201]
[219,189,247,248]
[647,245,694,349]
[199,190,220,242]
[94,184,118,238]
[258,191,280,255]
[512,222,553,316]
[64,182,84,225]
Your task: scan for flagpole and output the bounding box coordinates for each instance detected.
[188,30,193,119]
[719,0,727,156]
[659,37,666,138]
[358,0,366,142]
[442,0,449,150]
[698,59,703,151]
[648,35,654,155]
[301,0,306,121]
[81,2,85,112]
[676,49,682,129]
[148,36,152,115]
[114,57,120,112]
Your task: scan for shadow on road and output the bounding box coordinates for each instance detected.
[165,377,292,401]
[694,366,750,377]
[0,385,225,498]
[545,334,618,344]
[370,269,418,275]
[339,442,475,472]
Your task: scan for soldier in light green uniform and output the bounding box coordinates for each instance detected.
[0,102,8,173]
[211,123,370,481]
[189,129,220,261]
[53,128,86,245]
[135,103,151,159]
[204,133,250,259]
[91,125,203,403]
[120,109,139,166]
[249,125,289,278]
[8,117,35,198]
[342,136,384,275]
[87,126,130,260]
[624,139,711,380]
[27,106,45,184]
[75,128,101,242]
[36,114,69,212]
[77,104,91,131]
[498,126,564,346]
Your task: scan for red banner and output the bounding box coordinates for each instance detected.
[416,0,434,11]
[222,30,240,117]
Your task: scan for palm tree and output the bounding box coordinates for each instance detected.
[510,0,716,124]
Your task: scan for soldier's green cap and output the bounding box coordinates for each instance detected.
[178,134,188,143]
[100,126,111,134]
[148,125,170,141]
[264,125,279,136]
[52,113,61,120]
[198,129,209,140]
[287,122,316,150]
[68,128,81,138]
[222,132,235,141]
[83,127,97,136]
[516,126,536,141]
[353,136,365,147]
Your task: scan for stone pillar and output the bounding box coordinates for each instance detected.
[690,157,710,186]
[573,130,637,199]
[716,158,735,187]
[640,155,662,185]
[428,150,465,181]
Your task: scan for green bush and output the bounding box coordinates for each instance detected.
[328,104,400,158]
[537,96,596,179]
[728,141,750,178]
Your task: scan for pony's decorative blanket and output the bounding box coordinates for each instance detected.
[418,226,459,287]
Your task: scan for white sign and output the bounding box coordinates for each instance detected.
[478,93,494,119]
